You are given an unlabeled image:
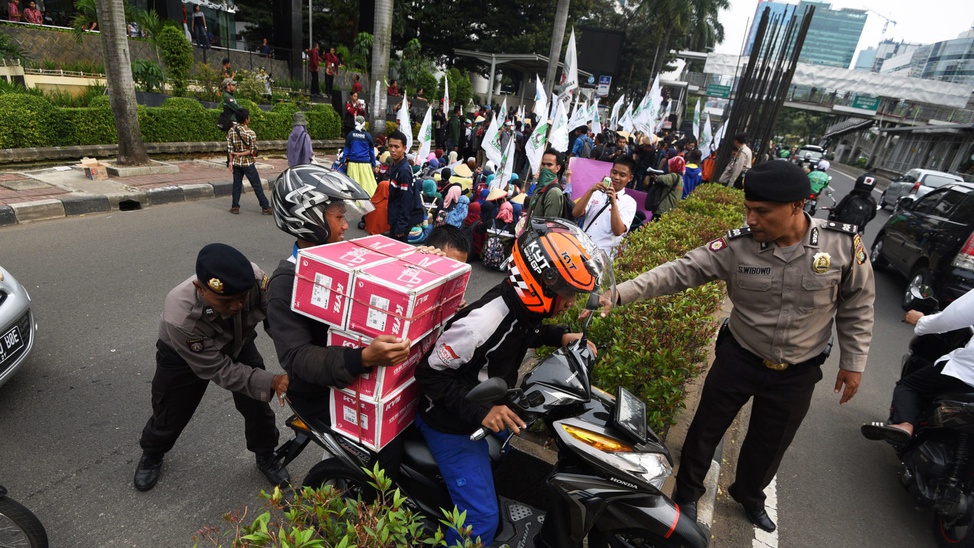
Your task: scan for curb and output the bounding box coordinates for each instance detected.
[1,178,272,226]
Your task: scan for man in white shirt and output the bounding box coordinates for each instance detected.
[862,288,974,444]
[571,156,638,258]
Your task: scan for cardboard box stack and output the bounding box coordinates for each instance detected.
[292,234,472,451]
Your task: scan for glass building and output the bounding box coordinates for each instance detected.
[743,0,867,69]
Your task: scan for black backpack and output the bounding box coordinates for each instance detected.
[531,182,576,224]
[217,107,234,132]
[643,178,676,219]
[830,194,874,231]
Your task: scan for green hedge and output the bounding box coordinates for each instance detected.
[549,183,745,434]
[0,92,342,148]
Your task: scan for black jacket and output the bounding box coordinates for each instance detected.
[387,159,425,237]
[415,282,567,435]
[266,257,366,411]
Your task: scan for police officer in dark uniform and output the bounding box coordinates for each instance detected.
[606,160,875,531]
[133,243,290,492]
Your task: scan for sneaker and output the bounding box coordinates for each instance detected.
[133,453,164,492]
[262,207,272,215]
[230,207,240,214]
[256,452,291,487]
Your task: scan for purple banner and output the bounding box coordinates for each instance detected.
[569,157,650,218]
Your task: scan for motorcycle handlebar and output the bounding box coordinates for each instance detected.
[470,426,491,441]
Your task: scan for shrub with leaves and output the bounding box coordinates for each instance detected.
[156,26,193,97]
[546,183,744,435]
[192,465,482,548]
[132,60,165,93]
[0,93,57,149]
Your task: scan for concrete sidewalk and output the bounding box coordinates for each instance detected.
[0,155,337,227]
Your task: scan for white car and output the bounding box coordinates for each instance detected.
[0,265,36,389]
[879,168,965,210]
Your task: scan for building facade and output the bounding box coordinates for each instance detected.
[743,0,867,69]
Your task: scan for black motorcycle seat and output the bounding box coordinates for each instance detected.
[935,392,974,404]
[402,426,504,476]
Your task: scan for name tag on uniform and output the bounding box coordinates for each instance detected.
[738,265,772,276]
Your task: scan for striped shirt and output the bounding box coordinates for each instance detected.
[227,123,257,167]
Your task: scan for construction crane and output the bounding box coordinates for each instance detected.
[863,6,897,35]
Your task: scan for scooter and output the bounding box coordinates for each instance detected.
[803,185,835,216]
[272,295,709,547]
[0,484,49,547]
[879,285,974,548]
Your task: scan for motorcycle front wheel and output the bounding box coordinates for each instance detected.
[934,509,974,548]
[302,458,368,500]
[587,528,680,547]
[0,496,49,548]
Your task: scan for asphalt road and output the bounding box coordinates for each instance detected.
[709,167,939,547]
[0,198,506,547]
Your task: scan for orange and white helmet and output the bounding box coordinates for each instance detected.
[508,218,608,315]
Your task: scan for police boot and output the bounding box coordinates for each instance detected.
[133,452,164,492]
[256,452,291,487]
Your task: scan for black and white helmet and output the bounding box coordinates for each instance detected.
[272,164,370,244]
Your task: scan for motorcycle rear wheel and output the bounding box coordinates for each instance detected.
[587,528,679,547]
[302,458,368,500]
[0,496,49,548]
[934,510,974,548]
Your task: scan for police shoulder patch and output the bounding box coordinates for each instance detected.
[708,238,728,252]
[260,274,270,291]
[187,338,205,353]
[725,226,753,239]
[824,221,858,235]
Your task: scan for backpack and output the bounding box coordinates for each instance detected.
[830,194,874,231]
[217,107,234,132]
[529,182,576,224]
[580,137,593,159]
[643,180,669,217]
[481,222,507,270]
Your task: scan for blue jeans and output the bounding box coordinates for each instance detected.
[232,165,270,209]
[415,413,499,545]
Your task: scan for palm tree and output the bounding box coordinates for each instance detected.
[544,0,570,99]
[94,0,149,166]
[686,0,728,53]
[370,0,393,136]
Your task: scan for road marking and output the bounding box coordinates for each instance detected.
[752,476,779,548]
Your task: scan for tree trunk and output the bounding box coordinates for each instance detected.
[545,0,570,99]
[370,0,392,137]
[94,0,149,166]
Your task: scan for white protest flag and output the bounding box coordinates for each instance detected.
[417,106,433,162]
[609,94,625,130]
[590,99,602,135]
[548,96,570,152]
[397,93,413,152]
[481,97,507,166]
[692,98,702,137]
[443,75,450,116]
[619,102,635,133]
[654,100,671,133]
[699,113,714,161]
[533,75,546,114]
[525,89,549,175]
[558,28,579,101]
[712,121,726,151]
[493,132,517,190]
[634,91,654,135]
[647,75,663,120]
[569,98,588,130]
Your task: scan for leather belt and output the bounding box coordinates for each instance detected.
[726,333,821,371]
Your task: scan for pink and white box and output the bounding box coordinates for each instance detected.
[349,234,415,258]
[291,241,394,329]
[397,250,471,301]
[326,329,437,399]
[329,379,420,451]
[347,259,462,340]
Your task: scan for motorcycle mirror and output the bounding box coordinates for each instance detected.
[465,377,509,404]
[585,292,601,311]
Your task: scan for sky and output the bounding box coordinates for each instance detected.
[715,0,974,67]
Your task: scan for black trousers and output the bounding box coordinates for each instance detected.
[324,73,334,96]
[891,361,970,425]
[310,71,320,95]
[139,340,279,456]
[675,338,823,509]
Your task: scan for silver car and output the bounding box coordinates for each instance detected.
[879,168,964,209]
[0,265,36,389]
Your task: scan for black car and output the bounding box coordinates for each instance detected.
[871,182,974,309]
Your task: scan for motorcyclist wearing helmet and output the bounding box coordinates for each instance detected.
[829,172,877,233]
[414,218,605,546]
[265,165,412,447]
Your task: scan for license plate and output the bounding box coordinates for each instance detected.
[0,325,23,364]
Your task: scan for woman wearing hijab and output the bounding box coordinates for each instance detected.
[445,195,470,228]
[443,184,462,210]
[286,112,314,166]
[448,150,459,165]
[339,115,378,196]
[364,179,391,235]
[495,200,515,232]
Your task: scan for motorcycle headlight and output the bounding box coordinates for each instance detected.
[561,424,672,491]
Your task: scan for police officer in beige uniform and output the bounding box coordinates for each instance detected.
[610,160,875,531]
[133,243,290,492]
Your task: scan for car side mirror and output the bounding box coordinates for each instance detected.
[895,196,915,210]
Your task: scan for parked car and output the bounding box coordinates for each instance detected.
[870,183,974,309]
[793,145,825,170]
[0,265,36,389]
[878,168,964,210]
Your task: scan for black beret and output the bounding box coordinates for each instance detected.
[196,243,255,295]
[743,160,811,203]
